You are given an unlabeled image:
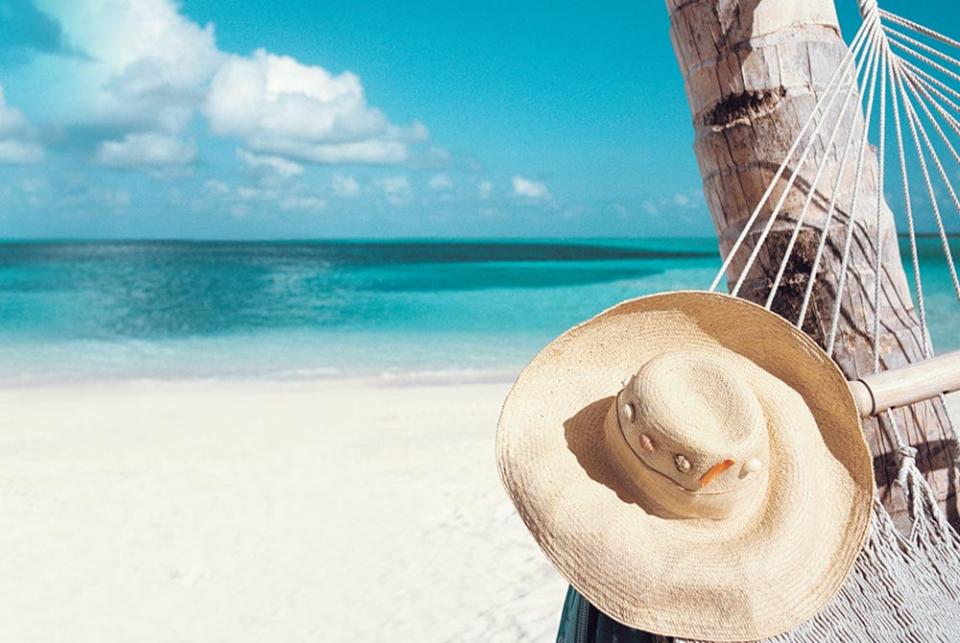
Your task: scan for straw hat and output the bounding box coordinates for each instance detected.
[496,291,873,641]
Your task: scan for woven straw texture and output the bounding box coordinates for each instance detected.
[496,291,874,641]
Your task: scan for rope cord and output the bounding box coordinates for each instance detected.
[879,9,960,50]
[671,4,960,639]
[872,31,888,374]
[826,18,886,357]
[696,0,959,476]
[891,60,960,303]
[717,2,960,503]
[706,19,873,292]
[728,34,873,299]
[898,58,960,110]
[888,42,932,357]
[795,27,883,329]
[730,30,874,300]
[903,73,960,167]
[897,78,960,301]
[764,53,866,310]
[888,38,960,87]
[883,26,960,73]
[790,25,882,326]
[728,2,960,355]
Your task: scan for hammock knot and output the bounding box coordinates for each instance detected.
[895,445,918,489]
[896,444,918,461]
[858,0,878,20]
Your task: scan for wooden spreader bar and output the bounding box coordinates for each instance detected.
[849,351,960,418]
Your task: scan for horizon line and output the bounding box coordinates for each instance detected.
[0,232,955,244]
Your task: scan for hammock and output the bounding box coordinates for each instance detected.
[560,0,960,640]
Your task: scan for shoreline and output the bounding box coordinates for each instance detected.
[0,367,524,390]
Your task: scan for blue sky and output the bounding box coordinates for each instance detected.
[0,0,955,239]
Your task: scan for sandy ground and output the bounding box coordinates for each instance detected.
[0,380,565,642]
[1,381,956,642]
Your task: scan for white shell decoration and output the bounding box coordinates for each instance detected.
[744,458,763,473]
[674,454,691,472]
[621,402,635,422]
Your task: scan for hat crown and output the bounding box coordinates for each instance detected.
[612,351,769,518]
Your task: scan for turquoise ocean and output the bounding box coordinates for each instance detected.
[0,238,956,384]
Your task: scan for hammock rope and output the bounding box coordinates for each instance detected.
[893,61,960,302]
[707,17,873,293]
[872,16,887,374]
[561,2,960,640]
[825,11,884,357]
[699,1,960,639]
[795,30,879,328]
[710,0,960,349]
[764,21,876,311]
[700,1,960,640]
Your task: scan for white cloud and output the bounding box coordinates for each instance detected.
[1,176,51,209]
[331,173,360,197]
[45,0,219,168]
[90,188,132,209]
[17,1,431,171]
[478,180,494,200]
[253,137,410,165]
[2,176,135,211]
[636,191,701,218]
[512,175,550,200]
[204,179,230,194]
[34,0,223,134]
[0,83,43,164]
[206,181,324,213]
[279,195,326,211]
[95,133,197,167]
[429,173,453,191]
[378,175,411,205]
[237,148,303,179]
[8,1,218,168]
[425,146,452,167]
[237,185,264,201]
[204,49,428,165]
[0,140,43,165]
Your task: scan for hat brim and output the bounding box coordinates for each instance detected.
[496,291,873,641]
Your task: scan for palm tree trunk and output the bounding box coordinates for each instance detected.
[666,0,959,531]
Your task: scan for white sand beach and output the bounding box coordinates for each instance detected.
[1,381,957,642]
[0,379,565,642]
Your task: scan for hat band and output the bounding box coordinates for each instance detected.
[602,404,766,520]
